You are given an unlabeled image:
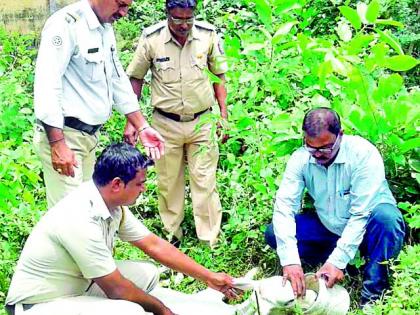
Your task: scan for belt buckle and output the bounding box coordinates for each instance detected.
[179,114,195,122]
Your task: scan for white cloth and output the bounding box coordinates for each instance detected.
[273,135,396,268]
[6,181,151,305]
[34,0,139,128]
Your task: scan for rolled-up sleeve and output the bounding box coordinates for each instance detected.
[118,207,151,242]
[327,148,386,269]
[208,32,228,75]
[126,35,152,80]
[34,18,75,128]
[273,151,306,266]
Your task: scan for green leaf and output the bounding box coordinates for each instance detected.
[272,21,297,45]
[277,2,302,14]
[242,43,266,54]
[227,153,236,165]
[339,6,362,30]
[253,0,272,28]
[399,138,420,153]
[377,74,404,98]
[203,68,222,83]
[347,34,375,55]
[366,0,380,23]
[375,19,404,28]
[259,26,272,40]
[385,55,419,72]
[375,29,404,55]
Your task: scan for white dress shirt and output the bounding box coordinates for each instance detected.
[34,0,139,128]
[273,135,396,269]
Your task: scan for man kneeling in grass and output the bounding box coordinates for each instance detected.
[5,143,235,315]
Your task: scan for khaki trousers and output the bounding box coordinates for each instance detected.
[152,111,222,244]
[33,125,99,207]
[12,261,158,315]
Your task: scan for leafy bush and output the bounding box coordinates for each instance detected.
[0,29,45,304]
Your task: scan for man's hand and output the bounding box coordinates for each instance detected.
[50,141,78,177]
[206,272,239,299]
[216,117,229,144]
[282,264,306,297]
[123,121,138,145]
[139,126,165,160]
[315,262,344,288]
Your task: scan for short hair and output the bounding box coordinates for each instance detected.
[93,143,154,187]
[166,0,196,10]
[302,107,341,137]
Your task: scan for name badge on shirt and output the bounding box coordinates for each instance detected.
[156,57,170,62]
[88,48,99,54]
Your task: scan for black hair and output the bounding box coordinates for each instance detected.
[302,107,342,137]
[93,143,153,187]
[166,0,196,10]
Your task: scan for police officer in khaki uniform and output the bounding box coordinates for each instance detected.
[125,0,228,246]
[34,0,164,207]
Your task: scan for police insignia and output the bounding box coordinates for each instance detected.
[52,36,63,47]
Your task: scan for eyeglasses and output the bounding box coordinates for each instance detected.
[304,134,341,155]
[169,16,195,25]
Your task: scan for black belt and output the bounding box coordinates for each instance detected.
[5,304,34,315]
[155,108,209,122]
[37,118,101,135]
[64,117,101,135]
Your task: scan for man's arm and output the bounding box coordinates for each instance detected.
[272,150,306,296]
[213,74,227,120]
[123,78,144,145]
[131,234,235,297]
[34,17,77,177]
[94,269,175,315]
[41,123,78,177]
[111,33,164,159]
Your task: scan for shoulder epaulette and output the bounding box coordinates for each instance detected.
[143,21,166,37]
[65,11,80,24]
[194,20,216,32]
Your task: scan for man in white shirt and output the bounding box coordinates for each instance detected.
[265,108,405,307]
[34,0,164,207]
[6,143,235,315]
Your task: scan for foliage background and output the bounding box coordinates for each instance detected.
[0,0,419,314]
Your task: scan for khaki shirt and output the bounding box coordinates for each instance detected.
[127,20,228,115]
[6,181,151,305]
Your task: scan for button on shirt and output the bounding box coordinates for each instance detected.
[6,181,151,305]
[273,135,396,269]
[126,21,228,115]
[34,0,139,128]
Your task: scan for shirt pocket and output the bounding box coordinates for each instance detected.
[154,60,178,83]
[83,52,105,82]
[336,190,351,219]
[190,56,207,80]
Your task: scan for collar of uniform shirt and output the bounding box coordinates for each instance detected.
[163,23,199,44]
[82,0,105,30]
[85,180,112,220]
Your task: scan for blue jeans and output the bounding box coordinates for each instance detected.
[265,203,405,303]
